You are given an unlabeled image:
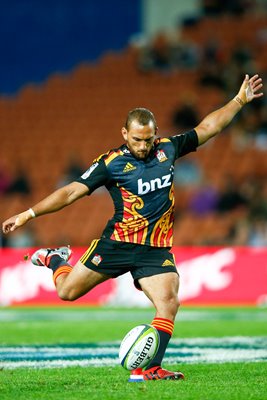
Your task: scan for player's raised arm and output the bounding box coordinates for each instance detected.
[2,181,89,234]
[195,74,264,146]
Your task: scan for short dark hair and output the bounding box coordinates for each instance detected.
[125,107,157,131]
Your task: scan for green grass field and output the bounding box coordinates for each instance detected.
[0,306,266,400]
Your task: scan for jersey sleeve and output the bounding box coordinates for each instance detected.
[75,157,109,194]
[169,129,199,160]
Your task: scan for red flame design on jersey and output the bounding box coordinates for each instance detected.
[111,188,149,244]
[150,184,175,247]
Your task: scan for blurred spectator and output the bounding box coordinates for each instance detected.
[188,179,219,215]
[231,42,254,70]
[230,97,267,149]
[138,32,172,73]
[57,154,84,188]
[5,226,37,248]
[225,219,250,245]
[198,63,227,90]
[248,217,267,246]
[7,169,31,195]
[174,159,203,187]
[230,121,253,150]
[201,0,222,16]
[0,161,11,195]
[201,0,254,16]
[256,25,267,48]
[248,180,267,219]
[216,175,248,213]
[138,30,200,73]
[222,0,250,16]
[171,96,199,132]
[170,36,200,69]
[201,37,225,66]
[254,103,267,149]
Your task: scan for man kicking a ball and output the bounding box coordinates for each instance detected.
[2,74,263,380]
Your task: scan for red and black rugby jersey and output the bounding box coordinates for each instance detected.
[76,130,198,247]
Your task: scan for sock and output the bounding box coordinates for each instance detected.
[48,255,72,285]
[145,317,174,370]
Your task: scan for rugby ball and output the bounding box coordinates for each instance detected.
[119,324,160,370]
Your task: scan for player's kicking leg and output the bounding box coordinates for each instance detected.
[31,246,109,300]
[137,272,184,381]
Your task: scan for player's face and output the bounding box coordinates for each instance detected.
[122,120,156,159]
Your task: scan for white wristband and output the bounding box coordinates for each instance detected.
[28,208,36,218]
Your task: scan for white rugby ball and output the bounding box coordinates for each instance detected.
[119,324,160,370]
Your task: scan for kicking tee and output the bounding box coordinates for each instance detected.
[76,130,198,247]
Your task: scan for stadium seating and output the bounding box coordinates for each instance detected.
[1,14,267,247]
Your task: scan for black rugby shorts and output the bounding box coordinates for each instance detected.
[79,238,178,289]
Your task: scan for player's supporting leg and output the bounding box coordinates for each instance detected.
[138,272,184,380]
[31,246,109,300]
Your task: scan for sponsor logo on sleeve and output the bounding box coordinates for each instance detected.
[81,163,99,179]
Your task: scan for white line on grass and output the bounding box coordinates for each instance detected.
[1,336,266,369]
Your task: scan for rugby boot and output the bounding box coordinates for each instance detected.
[143,366,184,381]
[31,246,72,268]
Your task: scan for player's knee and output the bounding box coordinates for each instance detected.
[57,287,78,302]
[155,294,180,319]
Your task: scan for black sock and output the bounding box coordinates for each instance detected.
[48,255,70,272]
[145,329,171,370]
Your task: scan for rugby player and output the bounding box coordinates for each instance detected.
[2,74,263,380]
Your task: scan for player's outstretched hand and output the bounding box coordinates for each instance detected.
[2,211,31,234]
[237,74,264,104]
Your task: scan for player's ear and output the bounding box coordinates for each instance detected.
[121,127,127,140]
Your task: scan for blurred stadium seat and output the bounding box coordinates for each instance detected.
[1,13,267,247]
